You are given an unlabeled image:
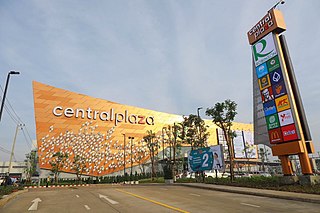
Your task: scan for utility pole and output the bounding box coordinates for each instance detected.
[8,124,24,174]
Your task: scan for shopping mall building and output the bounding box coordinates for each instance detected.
[33,81,254,177]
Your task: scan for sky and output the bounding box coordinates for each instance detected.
[0,0,320,162]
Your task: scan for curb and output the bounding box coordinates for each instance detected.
[24,184,90,189]
[176,183,320,204]
[0,189,28,207]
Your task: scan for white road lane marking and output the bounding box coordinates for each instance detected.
[99,194,119,204]
[240,202,261,208]
[28,198,42,211]
[84,205,91,210]
[189,193,200,197]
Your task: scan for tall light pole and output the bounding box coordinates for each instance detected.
[122,133,126,178]
[0,71,20,122]
[128,136,134,182]
[197,107,202,118]
[162,127,166,162]
[197,107,203,143]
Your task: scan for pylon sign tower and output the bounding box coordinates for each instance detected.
[248,8,314,175]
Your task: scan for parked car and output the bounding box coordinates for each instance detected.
[204,170,230,178]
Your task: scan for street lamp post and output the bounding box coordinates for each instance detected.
[197,107,203,142]
[122,133,126,179]
[270,0,285,10]
[162,127,166,162]
[0,71,20,122]
[128,136,134,182]
[197,107,202,118]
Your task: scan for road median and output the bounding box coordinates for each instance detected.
[177,183,320,204]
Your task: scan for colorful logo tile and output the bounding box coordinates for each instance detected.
[282,124,299,142]
[263,100,277,116]
[259,75,271,90]
[266,114,280,130]
[278,109,294,127]
[267,56,280,72]
[270,68,283,85]
[268,128,283,144]
[275,95,290,112]
[272,81,287,98]
[256,63,269,78]
[261,87,274,103]
[252,33,278,67]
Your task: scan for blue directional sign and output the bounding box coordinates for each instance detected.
[188,147,213,172]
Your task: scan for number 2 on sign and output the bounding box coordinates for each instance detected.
[202,153,209,167]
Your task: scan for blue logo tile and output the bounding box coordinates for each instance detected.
[263,100,277,116]
[256,63,268,78]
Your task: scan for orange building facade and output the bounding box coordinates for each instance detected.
[33,81,253,176]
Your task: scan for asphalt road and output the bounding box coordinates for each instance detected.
[1,184,320,213]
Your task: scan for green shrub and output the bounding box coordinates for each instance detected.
[176,178,198,183]
[0,185,23,198]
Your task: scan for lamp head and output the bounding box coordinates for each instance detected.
[9,70,20,75]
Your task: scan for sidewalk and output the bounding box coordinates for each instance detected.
[177,183,320,204]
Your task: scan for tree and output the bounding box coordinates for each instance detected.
[179,115,209,182]
[24,150,38,184]
[206,99,237,181]
[72,155,87,183]
[164,123,183,180]
[143,130,160,180]
[49,151,68,184]
[180,114,209,150]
